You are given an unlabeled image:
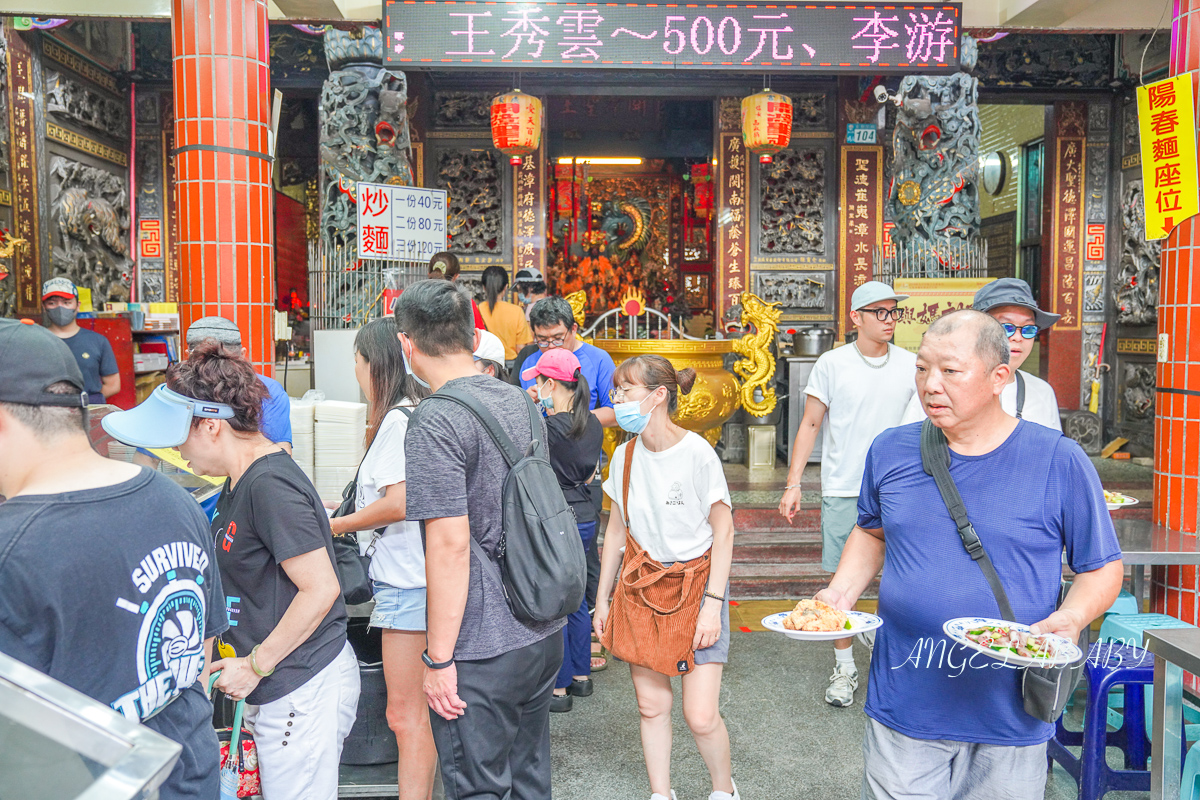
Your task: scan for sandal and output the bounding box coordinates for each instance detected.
[591,643,609,672]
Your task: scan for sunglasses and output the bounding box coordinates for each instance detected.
[1000,322,1039,340]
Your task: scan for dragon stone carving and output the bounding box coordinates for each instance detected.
[888,35,982,267]
[49,156,132,304]
[319,26,413,251]
[732,292,782,417]
[760,147,825,255]
[1114,180,1159,326]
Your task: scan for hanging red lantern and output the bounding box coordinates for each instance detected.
[690,163,713,220]
[741,91,793,164]
[555,164,576,219]
[491,90,543,165]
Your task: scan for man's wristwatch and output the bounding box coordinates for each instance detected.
[421,650,455,670]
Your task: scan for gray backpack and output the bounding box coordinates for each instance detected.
[431,386,586,622]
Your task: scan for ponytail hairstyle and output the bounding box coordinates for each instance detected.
[549,368,592,440]
[355,317,429,447]
[611,354,696,415]
[482,265,509,313]
[166,340,268,435]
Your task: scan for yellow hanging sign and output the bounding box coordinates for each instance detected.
[1137,74,1200,240]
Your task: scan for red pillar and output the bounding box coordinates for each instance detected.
[171,0,276,374]
[1151,0,1200,622]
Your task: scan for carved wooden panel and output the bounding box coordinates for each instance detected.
[435,147,504,254]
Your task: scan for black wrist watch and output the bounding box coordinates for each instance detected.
[421,650,455,670]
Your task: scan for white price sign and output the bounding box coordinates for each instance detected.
[357,183,449,261]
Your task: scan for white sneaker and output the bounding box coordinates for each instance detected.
[650,792,678,800]
[825,661,859,707]
[709,779,740,800]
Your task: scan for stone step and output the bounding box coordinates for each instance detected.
[733,506,820,533]
[731,562,879,600]
[733,532,823,563]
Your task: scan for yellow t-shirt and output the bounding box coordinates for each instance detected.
[478,299,533,360]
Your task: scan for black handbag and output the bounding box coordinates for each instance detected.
[919,418,1087,723]
[329,407,412,606]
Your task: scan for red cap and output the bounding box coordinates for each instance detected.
[521,348,582,383]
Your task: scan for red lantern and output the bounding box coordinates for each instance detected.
[555,164,576,219]
[741,91,793,164]
[491,90,543,165]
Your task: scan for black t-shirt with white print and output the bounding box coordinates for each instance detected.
[212,451,347,705]
[0,468,229,800]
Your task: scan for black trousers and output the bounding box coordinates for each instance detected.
[430,633,563,800]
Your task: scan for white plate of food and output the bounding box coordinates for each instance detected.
[762,599,883,642]
[1104,490,1140,512]
[942,617,1082,668]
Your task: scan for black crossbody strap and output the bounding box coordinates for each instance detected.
[919,419,1016,621]
[431,387,525,467]
[1015,371,1026,419]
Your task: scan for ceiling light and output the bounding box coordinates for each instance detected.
[556,157,644,165]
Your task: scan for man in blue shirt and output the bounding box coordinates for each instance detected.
[41,277,120,405]
[185,316,292,452]
[517,296,616,428]
[817,310,1123,800]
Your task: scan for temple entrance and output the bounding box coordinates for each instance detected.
[544,97,715,333]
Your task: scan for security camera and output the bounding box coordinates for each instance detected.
[873,84,890,104]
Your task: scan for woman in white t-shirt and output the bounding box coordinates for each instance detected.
[594,355,739,800]
[328,317,433,800]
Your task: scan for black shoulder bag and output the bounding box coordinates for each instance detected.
[919,418,1086,723]
[330,406,413,606]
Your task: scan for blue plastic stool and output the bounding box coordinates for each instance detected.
[1185,741,1200,800]
[1099,613,1194,648]
[1049,643,1156,799]
[1105,590,1140,617]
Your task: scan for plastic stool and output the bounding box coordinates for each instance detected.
[1048,642,1156,799]
[1185,741,1200,800]
[1105,590,1140,617]
[1099,613,1194,648]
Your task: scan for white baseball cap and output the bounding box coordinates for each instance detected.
[473,329,505,363]
[851,280,909,310]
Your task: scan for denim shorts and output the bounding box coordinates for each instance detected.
[369,582,427,631]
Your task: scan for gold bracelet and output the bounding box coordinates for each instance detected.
[249,644,275,677]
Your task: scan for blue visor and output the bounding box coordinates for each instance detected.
[100,384,235,448]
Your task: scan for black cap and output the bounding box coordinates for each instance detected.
[0,319,87,407]
[973,278,1060,330]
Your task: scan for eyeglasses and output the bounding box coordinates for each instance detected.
[609,385,648,404]
[1000,323,1039,340]
[860,307,904,321]
[534,335,568,349]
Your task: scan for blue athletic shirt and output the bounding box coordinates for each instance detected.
[859,420,1121,746]
[257,374,293,444]
[518,341,615,412]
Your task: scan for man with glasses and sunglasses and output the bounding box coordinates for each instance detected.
[901,278,1061,432]
[778,281,917,709]
[518,295,617,428]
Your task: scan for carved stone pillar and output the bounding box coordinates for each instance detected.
[171,0,276,372]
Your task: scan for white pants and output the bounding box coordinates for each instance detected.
[242,641,360,800]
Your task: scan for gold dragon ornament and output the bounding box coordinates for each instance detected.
[564,290,587,329]
[732,291,782,417]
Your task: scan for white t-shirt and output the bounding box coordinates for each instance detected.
[804,342,917,497]
[357,405,425,589]
[900,369,1062,432]
[601,432,732,564]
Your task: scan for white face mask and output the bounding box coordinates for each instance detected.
[400,335,430,389]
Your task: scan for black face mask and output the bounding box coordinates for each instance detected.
[45,306,77,327]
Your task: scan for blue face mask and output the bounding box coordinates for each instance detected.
[537,381,555,412]
[400,336,430,389]
[614,394,654,434]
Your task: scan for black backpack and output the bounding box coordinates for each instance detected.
[430,386,586,623]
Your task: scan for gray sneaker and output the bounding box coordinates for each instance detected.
[856,629,876,653]
[825,662,859,707]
